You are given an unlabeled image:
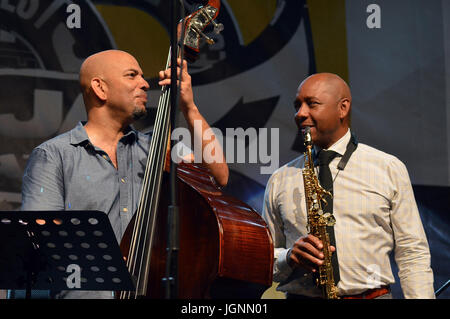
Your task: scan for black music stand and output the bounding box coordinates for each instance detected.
[0,210,134,298]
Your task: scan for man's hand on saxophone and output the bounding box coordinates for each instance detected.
[288,234,336,273]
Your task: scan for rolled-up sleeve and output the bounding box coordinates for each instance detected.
[21,147,64,211]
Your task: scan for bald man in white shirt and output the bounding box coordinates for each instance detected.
[263,73,434,299]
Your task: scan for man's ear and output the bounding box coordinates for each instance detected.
[91,78,107,101]
[339,98,351,119]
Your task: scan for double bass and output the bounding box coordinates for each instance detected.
[119,0,273,299]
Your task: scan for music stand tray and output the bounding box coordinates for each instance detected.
[0,210,134,297]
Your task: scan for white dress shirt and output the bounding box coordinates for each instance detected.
[262,129,435,298]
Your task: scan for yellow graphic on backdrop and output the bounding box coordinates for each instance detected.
[225,0,277,45]
[95,5,170,78]
[95,0,279,77]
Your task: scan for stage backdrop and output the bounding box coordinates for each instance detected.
[0,0,448,298]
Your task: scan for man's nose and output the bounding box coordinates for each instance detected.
[141,76,150,91]
[295,103,309,120]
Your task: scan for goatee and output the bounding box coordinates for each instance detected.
[132,107,148,120]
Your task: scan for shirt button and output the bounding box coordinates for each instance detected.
[102,155,108,160]
[123,208,128,212]
[121,178,126,183]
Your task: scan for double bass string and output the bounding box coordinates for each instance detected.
[133,42,185,297]
[129,26,185,297]
[123,2,187,297]
[140,51,173,293]
[124,88,169,298]
[123,50,172,298]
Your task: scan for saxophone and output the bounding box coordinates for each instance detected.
[301,127,339,299]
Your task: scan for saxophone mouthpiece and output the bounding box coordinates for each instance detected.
[302,127,312,146]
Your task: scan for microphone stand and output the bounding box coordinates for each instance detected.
[164,0,183,299]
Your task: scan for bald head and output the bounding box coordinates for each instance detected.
[299,73,351,106]
[80,50,134,95]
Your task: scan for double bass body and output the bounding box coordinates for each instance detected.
[120,162,274,298]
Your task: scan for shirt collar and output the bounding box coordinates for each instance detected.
[314,128,351,157]
[69,121,89,146]
[70,121,138,146]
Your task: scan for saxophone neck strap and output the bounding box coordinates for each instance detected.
[337,132,358,171]
[313,132,358,170]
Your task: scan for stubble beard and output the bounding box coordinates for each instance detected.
[132,105,148,120]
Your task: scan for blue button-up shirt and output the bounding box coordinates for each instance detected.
[22,121,151,242]
[21,122,151,299]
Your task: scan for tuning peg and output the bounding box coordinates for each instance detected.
[192,25,215,44]
[199,10,224,35]
[203,34,215,45]
[211,20,224,34]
